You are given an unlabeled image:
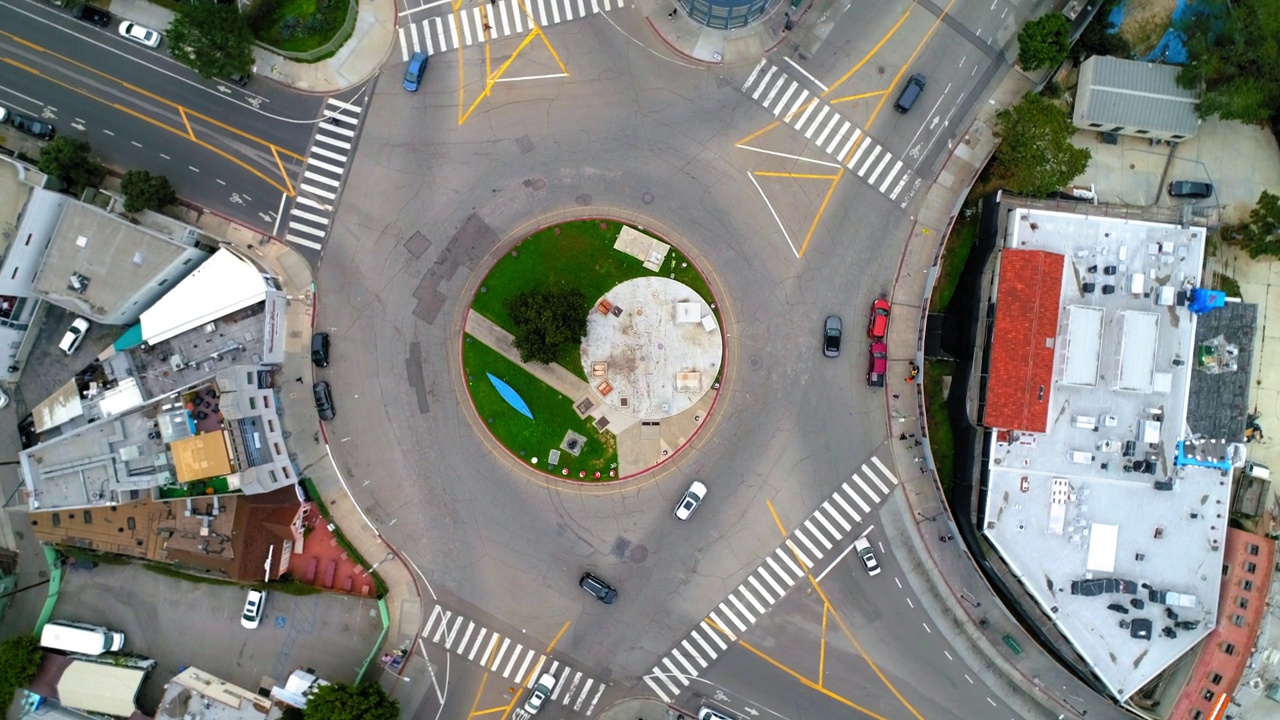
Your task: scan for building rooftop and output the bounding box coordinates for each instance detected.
[156,667,283,720]
[1186,300,1257,442]
[983,249,1064,433]
[1073,56,1201,138]
[981,207,1228,701]
[31,203,206,323]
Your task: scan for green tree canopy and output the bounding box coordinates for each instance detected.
[37,137,105,196]
[505,288,589,365]
[0,634,43,701]
[1071,0,1131,63]
[303,681,399,720]
[992,93,1092,197]
[1017,13,1071,71]
[121,170,178,214]
[1178,0,1280,124]
[168,3,255,79]
[1224,189,1280,259]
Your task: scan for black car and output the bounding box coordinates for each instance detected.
[311,332,330,367]
[71,4,111,26]
[823,315,842,358]
[579,572,617,604]
[10,114,55,140]
[1168,180,1213,199]
[313,381,335,421]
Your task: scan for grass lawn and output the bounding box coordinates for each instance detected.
[247,0,350,53]
[931,215,978,313]
[472,220,720,380]
[463,334,618,477]
[924,359,957,493]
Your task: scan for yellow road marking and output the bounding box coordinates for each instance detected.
[754,171,842,180]
[828,90,887,104]
[544,620,571,653]
[821,7,914,99]
[466,672,491,719]
[819,603,828,685]
[272,146,295,196]
[796,171,844,257]
[860,0,959,128]
[456,0,569,127]
[471,705,511,716]
[737,639,895,720]
[179,107,194,140]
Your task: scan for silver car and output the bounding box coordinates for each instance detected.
[823,315,842,357]
[523,671,557,713]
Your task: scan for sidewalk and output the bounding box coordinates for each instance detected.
[105,0,398,93]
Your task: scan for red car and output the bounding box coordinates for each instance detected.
[868,299,891,339]
[867,342,888,387]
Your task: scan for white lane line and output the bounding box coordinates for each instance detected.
[872,455,900,484]
[284,234,322,250]
[707,612,737,642]
[752,65,778,100]
[812,507,843,541]
[455,620,475,652]
[757,563,787,596]
[514,648,535,683]
[644,675,673,701]
[783,89,810,122]
[748,574,775,605]
[467,628,488,661]
[879,160,904,193]
[785,539,814,568]
[726,594,755,626]
[716,603,748,632]
[858,145,883,176]
[573,678,594,709]
[906,597,914,608]
[315,134,352,150]
[944,650,953,660]
[698,621,728,651]
[867,152,894,185]
[772,82,799,117]
[490,636,510,670]
[804,106,831,139]
[670,647,698,677]
[423,605,444,637]
[681,639,708,668]
[821,500,852,532]
[502,643,522,678]
[660,658,686,686]
[775,546,804,577]
[326,98,362,113]
[965,674,974,684]
[310,146,349,163]
[923,622,931,634]
[299,184,337,200]
[853,474,880,503]
[802,519,833,550]
[864,463,891,494]
[783,55,829,91]
[303,171,341,188]
[832,491,862,523]
[737,586,767,616]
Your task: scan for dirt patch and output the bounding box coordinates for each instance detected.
[1118,0,1178,56]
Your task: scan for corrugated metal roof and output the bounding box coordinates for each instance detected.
[1073,56,1200,136]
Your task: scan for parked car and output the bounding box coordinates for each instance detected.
[403,52,428,91]
[866,341,887,387]
[853,536,880,576]
[311,332,330,367]
[240,589,266,629]
[118,21,161,48]
[71,4,111,27]
[0,107,7,123]
[227,73,251,87]
[823,315,842,358]
[867,298,890,339]
[579,572,617,604]
[1168,180,1213,199]
[522,671,557,714]
[313,380,335,420]
[697,707,734,720]
[10,114,55,140]
[673,480,707,520]
[58,317,91,355]
[0,387,8,410]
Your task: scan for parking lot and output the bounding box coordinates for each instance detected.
[51,562,382,712]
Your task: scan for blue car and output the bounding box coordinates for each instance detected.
[403,52,428,91]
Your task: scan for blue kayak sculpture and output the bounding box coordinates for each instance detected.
[487,373,534,420]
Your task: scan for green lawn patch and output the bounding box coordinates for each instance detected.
[924,359,957,493]
[472,220,719,380]
[931,215,978,313]
[463,333,617,477]
[247,0,350,54]
[158,476,232,500]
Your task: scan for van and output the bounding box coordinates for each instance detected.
[1244,462,1270,480]
[894,73,926,113]
[311,332,330,367]
[41,621,125,655]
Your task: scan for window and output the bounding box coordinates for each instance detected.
[1246,561,1257,574]
[1191,712,1203,720]
[1243,579,1254,591]
[157,278,168,286]
[1248,543,1260,556]
[1223,642,1236,655]
[1238,597,1250,610]
[1172,134,1186,140]
[1136,129,1150,135]
[1089,122,1103,128]
[1233,614,1246,627]
[1209,672,1222,686]
[183,257,194,266]
[1202,689,1213,701]
[248,397,256,410]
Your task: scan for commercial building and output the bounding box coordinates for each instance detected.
[156,667,286,720]
[1073,56,1201,142]
[977,204,1262,711]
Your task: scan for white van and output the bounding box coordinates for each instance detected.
[40,621,125,655]
[1245,461,1271,480]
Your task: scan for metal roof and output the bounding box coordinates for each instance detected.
[1073,56,1200,137]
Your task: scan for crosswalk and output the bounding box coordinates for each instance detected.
[285,97,365,252]
[740,60,914,203]
[422,604,607,715]
[643,453,900,702]
[398,0,627,61]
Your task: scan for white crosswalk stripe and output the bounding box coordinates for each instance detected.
[421,604,607,708]
[739,60,912,201]
[286,97,365,252]
[397,0,626,60]
[643,449,900,702]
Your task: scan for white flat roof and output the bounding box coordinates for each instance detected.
[139,248,267,345]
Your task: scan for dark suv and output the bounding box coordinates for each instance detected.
[311,332,330,367]
[579,573,617,604]
[10,114,55,140]
[71,5,111,26]
[1168,180,1213,199]
[313,381,335,420]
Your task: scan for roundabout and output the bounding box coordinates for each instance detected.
[460,219,725,480]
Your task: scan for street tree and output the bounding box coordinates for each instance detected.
[1223,190,1280,259]
[168,2,255,79]
[37,137,105,196]
[505,288,589,365]
[1071,0,1130,63]
[992,93,1091,197]
[1178,0,1280,125]
[1017,13,1071,72]
[121,170,178,213]
[0,634,42,702]
[302,681,399,720]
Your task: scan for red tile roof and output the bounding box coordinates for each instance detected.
[983,249,1064,433]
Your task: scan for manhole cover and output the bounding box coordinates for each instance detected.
[642,191,654,204]
[611,536,631,558]
[749,354,763,370]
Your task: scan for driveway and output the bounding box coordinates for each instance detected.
[50,563,381,712]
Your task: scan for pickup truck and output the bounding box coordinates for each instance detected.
[867,342,887,387]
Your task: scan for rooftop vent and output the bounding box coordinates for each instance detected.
[68,272,90,294]
[1083,282,1096,294]
[1101,285,1116,295]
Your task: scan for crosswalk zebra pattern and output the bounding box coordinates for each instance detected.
[286,97,364,251]
[422,604,607,715]
[643,453,900,702]
[740,60,914,203]
[398,0,627,61]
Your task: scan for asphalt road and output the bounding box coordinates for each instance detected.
[0,0,331,231]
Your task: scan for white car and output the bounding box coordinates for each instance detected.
[522,671,557,714]
[240,589,266,629]
[118,21,161,48]
[58,317,91,355]
[0,386,9,410]
[673,480,707,520]
[854,536,880,576]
